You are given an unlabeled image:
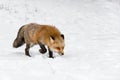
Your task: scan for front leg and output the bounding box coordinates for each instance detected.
[48,48,54,58]
[25,44,31,57]
[38,42,47,54]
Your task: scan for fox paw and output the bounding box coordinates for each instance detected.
[49,56,54,58]
[25,54,31,57]
[39,49,47,54]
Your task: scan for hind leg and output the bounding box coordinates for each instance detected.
[25,44,31,57]
[38,42,47,54]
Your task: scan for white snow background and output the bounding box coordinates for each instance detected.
[0,0,120,80]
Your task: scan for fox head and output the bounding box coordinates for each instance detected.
[49,34,65,55]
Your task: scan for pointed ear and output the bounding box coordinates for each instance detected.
[50,36,55,43]
[61,34,64,39]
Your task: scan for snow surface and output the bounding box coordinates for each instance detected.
[0,0,120,80]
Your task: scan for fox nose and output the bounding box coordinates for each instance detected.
[61,53,64,55]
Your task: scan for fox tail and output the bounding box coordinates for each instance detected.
[13,26,25,48]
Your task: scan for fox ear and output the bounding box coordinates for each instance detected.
[50,36,55,43]
[61,34,64,39]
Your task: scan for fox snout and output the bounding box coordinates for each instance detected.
[61,53,64,55]
[58,51,64,56]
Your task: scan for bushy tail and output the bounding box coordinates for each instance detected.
[13,26,25,48]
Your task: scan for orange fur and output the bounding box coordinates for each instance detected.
[13,23,65,57]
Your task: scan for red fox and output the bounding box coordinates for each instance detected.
[13,23,65,58]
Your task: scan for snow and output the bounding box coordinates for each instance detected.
[0,0,120,80]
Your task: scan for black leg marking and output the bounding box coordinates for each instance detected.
[25,44,31,57]
[38,42,47,54]
[48,48,54,58]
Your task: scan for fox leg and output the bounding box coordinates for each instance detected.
[38,42,47,54]
[48,48,54,58]
[25,44,31,57]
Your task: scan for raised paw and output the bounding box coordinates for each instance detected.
[39,49,47,54]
